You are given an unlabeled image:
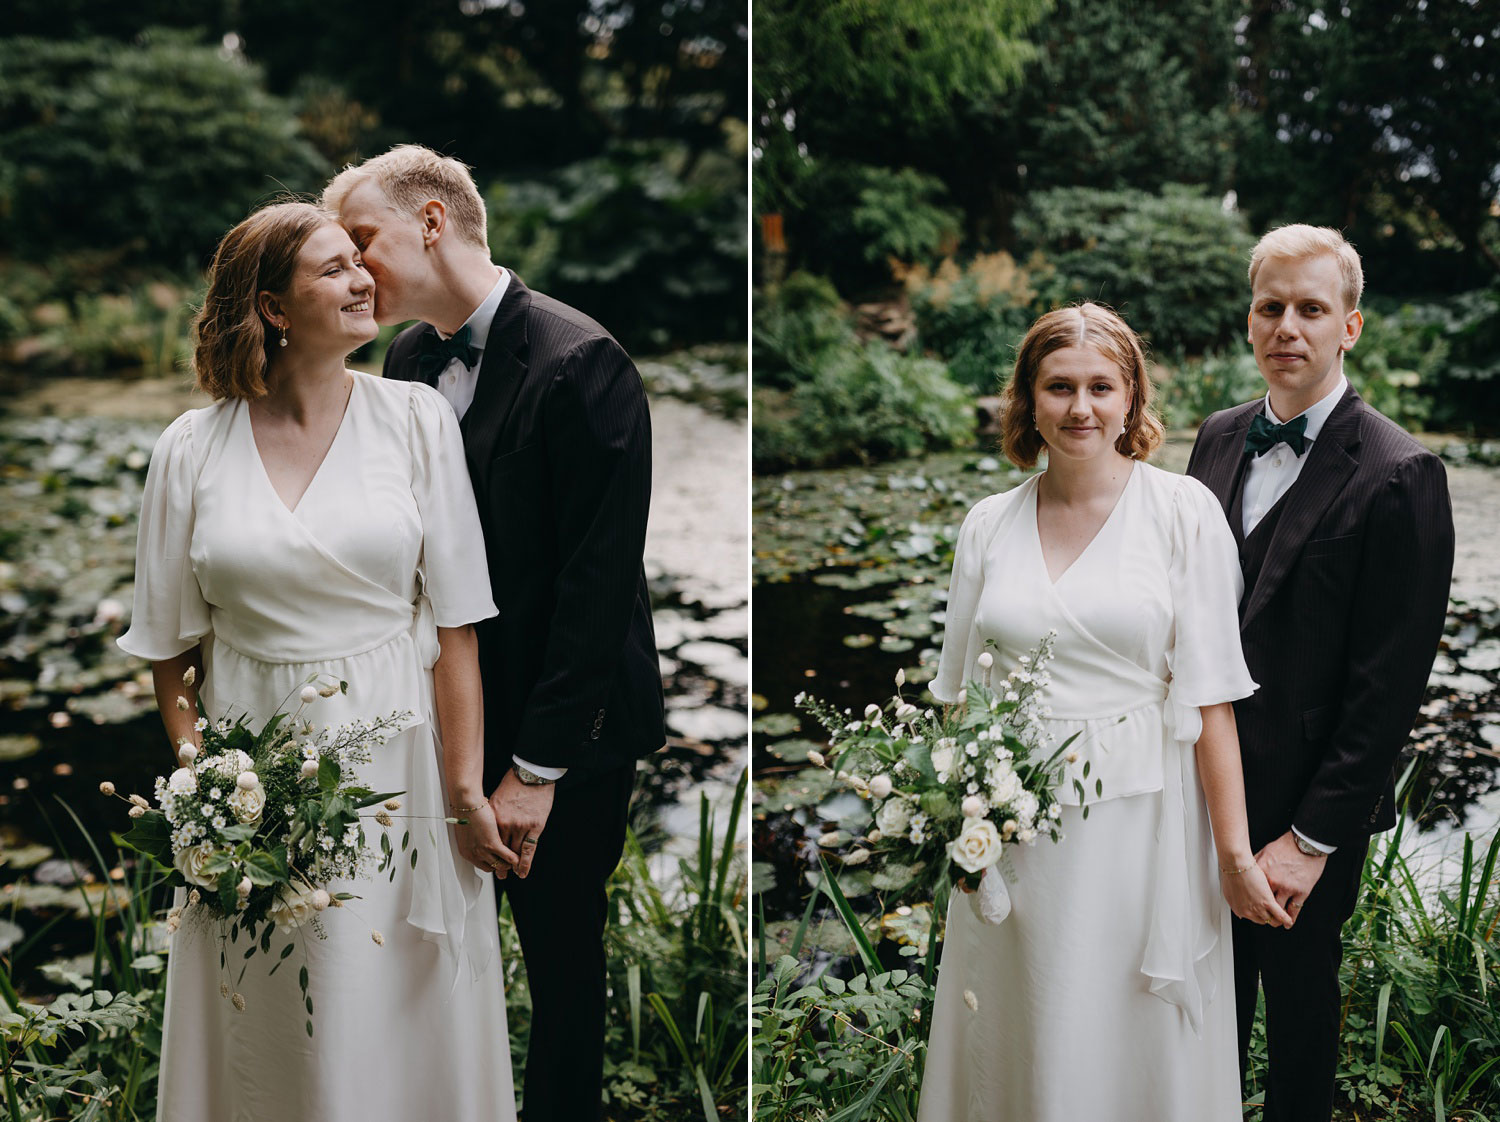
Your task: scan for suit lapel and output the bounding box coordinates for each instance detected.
[1201,402,1260,547]
[1240,386,1363,629]
[462,272,533,462]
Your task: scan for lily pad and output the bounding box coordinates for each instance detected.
[0,734,42,761]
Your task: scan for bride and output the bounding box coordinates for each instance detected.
[915,304,1288,1121]
[119,201,517,1120]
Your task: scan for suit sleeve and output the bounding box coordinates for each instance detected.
[510,336,653,767]
[1292,452,1453,845]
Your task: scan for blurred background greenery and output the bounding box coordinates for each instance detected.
[0,0,747,370]
[752,0,1500,469]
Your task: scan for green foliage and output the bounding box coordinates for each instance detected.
[487,140,746,353]
[753,344,973,471]
[904,253,1042,393]
[1155,351,1266,430]
[1016,184,1256,358]
[753,273,855,391]
[0,31,329,268]
[851,169,962,268]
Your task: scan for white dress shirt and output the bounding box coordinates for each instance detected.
[1242,372,1348,852]
[431,268,566,783]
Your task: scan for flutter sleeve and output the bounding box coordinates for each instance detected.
[117,412,212,661]
[1167,475,1258,708]
[931,496,994,704]
[408,383,498,628]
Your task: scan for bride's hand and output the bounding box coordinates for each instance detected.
[453,801,518,877]
[1221,860,1294,928]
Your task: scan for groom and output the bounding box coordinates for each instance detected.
[324,146,665,1122]
[1186,224,1454,1122]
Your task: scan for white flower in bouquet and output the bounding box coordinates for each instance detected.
[300,685,320,704]
[989,767,1022,807]
[1014,790,1040,829]
[227,783,266,824]
[300,759,319,778]
[875,796,912,836]
[269,885,321,933]
[961,794,986,817]
[869,774,893,799]
[174,842,221,888]
[167,768,197,796]
[930,743,954,779]
[949,817,1003,874]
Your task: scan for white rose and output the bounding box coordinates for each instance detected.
[167,768,197,796]
[174,842,221,888]
[930,745,954,776]
[269,885,320,933]
[227,784,265,824]
[961,795,986,817]
[869,774,893,799]
[875,797,912,837]
[948,817,1003,874]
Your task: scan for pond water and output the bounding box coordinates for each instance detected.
[0,349,748,991]
[751,441,1500,936]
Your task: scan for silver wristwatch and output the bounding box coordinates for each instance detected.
[1292,832,1325,858]
[514,764,557,787]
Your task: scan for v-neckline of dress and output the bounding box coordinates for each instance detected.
[1032,462,1137,587]
[246,373,358,516]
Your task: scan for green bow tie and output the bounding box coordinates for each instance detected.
[1244,411,1309,457]
[418,324,479,384]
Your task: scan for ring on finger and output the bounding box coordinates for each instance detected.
[522,836,539,846]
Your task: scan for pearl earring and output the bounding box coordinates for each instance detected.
[278,325,288,348]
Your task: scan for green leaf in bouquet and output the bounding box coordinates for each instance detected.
[917,789,953,819]
[245,850,285,886]
[901,743,937,785]
[339,680,348,694]
[219,823,258,844]
[201,851,232,877]
[115,814,174,870]
[217,871,238,914]
[317,756,342,793]
[321,795,349,828]
[351,789,404,811]
[257,711,289,749]
[224,724,254,751]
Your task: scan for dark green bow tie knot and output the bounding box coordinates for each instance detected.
[1244,411,1309,457]
[417,324,479,383]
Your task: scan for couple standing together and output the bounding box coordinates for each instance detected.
[917,226,1454,1121]
[118,145,663,1121]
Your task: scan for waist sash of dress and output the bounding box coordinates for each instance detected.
[208,530,486,987]
[979,587,1223,1035]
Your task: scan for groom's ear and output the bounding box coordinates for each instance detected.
[420,199,447,247]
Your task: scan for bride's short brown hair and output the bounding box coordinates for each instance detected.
[192,201,332,400]
[1000,303,1164,469]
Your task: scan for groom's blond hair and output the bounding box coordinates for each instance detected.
[1249,224,1364,313]
[323,145,489,250]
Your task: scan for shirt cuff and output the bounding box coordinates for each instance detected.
[513,756,567,781]
[1292,826,1336,855]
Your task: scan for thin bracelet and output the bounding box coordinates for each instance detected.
[449,802,484,815]
[1219,862,1253,876]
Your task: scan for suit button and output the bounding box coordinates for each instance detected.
[589,730,600,740]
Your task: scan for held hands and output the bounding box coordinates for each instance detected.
[1254,831,1329,924]
[453,800,519,877]
[487,770,555,880]
[1220,858,1294,928]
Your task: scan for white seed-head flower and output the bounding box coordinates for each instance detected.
[375,810,394,828]
[384,799,401,811]
[806,749,826,768]
[177,743,198,765]
[99,781,116,797]
[963,989,980,1011]
[165,913,181,934]
[181,666,196,687]
[371,930,384,946]
[236,876,252,898]
[317,684,339,697]
[957,689,967,706]
[976,652,994,670]
[866,830,883,843]
[311,889,331,911]
[175,696,190,711]
[961,795,986,817]
[128,805,145,819]
[219,982,229,998]
[300,759,319,779]
[231,992,246,1012]
[895,668,906,687]
[842,848,871,866]
[235,772,258,791]
[1001,819,1018,840]
[299,685,319,705]
[869,774,893,799]
[130,792,152,808]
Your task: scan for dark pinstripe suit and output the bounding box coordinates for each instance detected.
[385,274,665,1122]
[1187,384,1453,1122]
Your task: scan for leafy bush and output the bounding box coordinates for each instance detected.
[486,140,746,353]
[0,32,329,268]
[752,273,856,391]
[753,344,972,470]
[902,252,1042,393]
[1016,184,1255,357]
[1154,350,1265,429]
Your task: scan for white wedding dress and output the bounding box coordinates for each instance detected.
[119,371,516,1122]
[916,463,1255,1122]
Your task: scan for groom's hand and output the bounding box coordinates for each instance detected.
[1255,832,1328,924]
[489,770,555,880]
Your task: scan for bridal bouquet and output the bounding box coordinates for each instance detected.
[798,632,1094,910]
[106,670,418,1031]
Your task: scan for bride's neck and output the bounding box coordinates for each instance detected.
[1038,451,1134,506]
[257,356,351,424]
